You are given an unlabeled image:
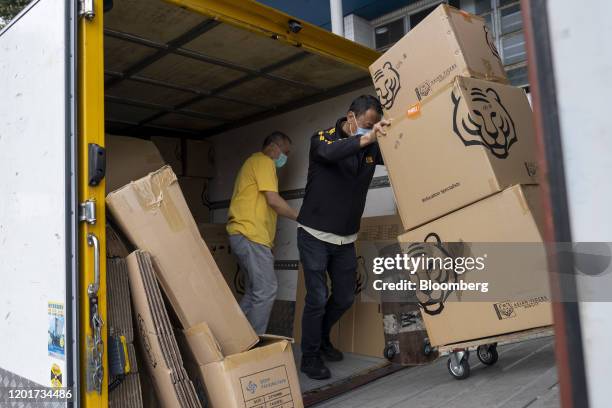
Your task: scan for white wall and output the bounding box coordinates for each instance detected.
[547,2,612,407]
[208,87,397,301]
[344,14,375,49]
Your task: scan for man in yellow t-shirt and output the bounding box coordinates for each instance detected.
[227,131,298,334]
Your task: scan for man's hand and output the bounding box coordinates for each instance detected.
[359,119,391,147]
[264,191,299,220]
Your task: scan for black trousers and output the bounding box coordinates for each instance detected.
[297,227,357,357]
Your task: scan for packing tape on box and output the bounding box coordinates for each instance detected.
[458,9,473,22]
[389,79,456,126]
[132,166,185,232]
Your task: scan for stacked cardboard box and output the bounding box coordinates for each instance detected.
[369,4,552,347]
[197,223,243,300]
[105,135,167,194]
[107,166,303,407]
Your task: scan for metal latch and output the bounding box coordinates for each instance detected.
[86,233,104,394]
[79,200,97,225]
[79,0,95,21]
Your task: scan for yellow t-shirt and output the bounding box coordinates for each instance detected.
[227,152,278,247]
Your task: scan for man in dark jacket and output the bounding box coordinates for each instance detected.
[297,95,390,379]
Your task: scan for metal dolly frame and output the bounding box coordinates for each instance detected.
[435,326,555,379]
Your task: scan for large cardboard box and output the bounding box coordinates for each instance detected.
[369,4,506,118]
[185,139,215,178]
[198,223,243,300]
[293,265,339,345]
[107,166,258,355]
[397,185,552,347]
[181,323,304,408]
[151,136,183,176]
[178,177,210,223]
[378,76,538,230]
[105,135,166,193]
[335,215,401,357]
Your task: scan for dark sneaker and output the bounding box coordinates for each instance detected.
[321,340,344,362]
[300,355,331,380]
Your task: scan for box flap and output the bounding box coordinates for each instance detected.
[183,322,224,365]
[259,334,294,343]
[221,339,291,371]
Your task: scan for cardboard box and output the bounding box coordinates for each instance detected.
[381,302,436,366]
[198,223,243,300]
[107,166,258,355]
[178,177,210,223]
[181,323,303,408]
[151,136,183,176]
[185,139,215,178]
[378,76,538,230]
[336,215,402,357]
[369,4,507,118]
[293,265,339,345]
[106,135,166,193]
[397,185,552,347]
[294,216,401,357]
[126,251,201,408]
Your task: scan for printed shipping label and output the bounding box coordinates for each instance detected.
[241,365,294,408]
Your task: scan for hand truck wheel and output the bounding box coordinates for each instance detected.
[384,344,396,360]
[476,344,498,365]
[447,351,470,380]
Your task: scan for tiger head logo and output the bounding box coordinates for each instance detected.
[452,86,517,159]
[406,233,467,316]
[373,61,401,111]
[484,25,501,60]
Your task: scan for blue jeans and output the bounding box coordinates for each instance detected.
[297,227,357,357]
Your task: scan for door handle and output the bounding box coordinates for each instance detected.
[87,233,100,297]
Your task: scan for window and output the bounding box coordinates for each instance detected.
[374,18,406,51]
[472,0,528,87]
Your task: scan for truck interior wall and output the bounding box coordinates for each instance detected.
[206,86,397,303]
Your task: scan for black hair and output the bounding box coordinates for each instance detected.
[348,94,383,117]
[262,131,292,149]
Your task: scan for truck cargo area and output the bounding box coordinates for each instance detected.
[101,0,391,402]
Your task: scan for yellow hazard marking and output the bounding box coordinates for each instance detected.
[50,363,62,388]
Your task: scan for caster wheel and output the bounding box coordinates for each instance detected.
[447,356,470,380]
[424,339,432,356]
[477,344,498,365]
[384,344,396,360]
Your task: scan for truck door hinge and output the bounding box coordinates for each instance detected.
[79,200,97,225]
[79,0,95,20]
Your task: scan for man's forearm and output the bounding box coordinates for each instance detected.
[265,191,298,220]
[271,200,298,220]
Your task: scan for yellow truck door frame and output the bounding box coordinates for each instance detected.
[78,0,108,406]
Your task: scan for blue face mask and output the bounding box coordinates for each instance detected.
[355,126,372,136]
[275,152,288,168]
[350,114,372,137]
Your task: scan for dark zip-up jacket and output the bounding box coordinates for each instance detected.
[297,117,384,236]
